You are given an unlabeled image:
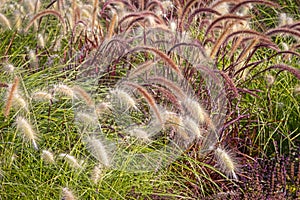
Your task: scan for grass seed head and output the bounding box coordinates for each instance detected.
[59,153,83,169]
[85,136,111,167]
[62,187,77,200]
[215,147,238,180]
[16,116,38,150]
[110,88,137,110]
[53,84,74,98]
[91,164,102,184]
[41,150,55,164]
[31,91,53,102]
[127,127,151,142]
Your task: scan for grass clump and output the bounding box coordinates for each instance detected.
[0,0,299,199]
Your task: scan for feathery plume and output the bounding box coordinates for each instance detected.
[110,88,137,110]
[182,98,206,124]
[62,187,77,200]
[3,63,14,73]
[85,136,111,167]
[53,84,74,98]
[294,85,300,95]
[16,116,38,150]
[127,127,151,142]
[215,147,238,180]
[12,93,27,111]
[75,112,98,126]
[0,13,11,29]
[265,74,275,86]
[124,81,163,124]
[31,91,53,102]
[95,102,111,115]
[59,153,83,169]
[91,164,102,184]
[183,117,202,139]
[72,85,94,106]
[37,33,45,48]
[41,150,55,164]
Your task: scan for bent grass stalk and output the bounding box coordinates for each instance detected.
[4,77,19,118]
[124,81,163,124]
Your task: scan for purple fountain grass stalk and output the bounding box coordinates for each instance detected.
[107,13,117,39]
[187,7,221,26]
[16,116,39,150]
[178,0,199,31]
[124,81,163,124]
[146,0,164,12]
[24,10,65,32]
[118,11,163,29]
[228,36,243,58]
[210,22,235,59]
[210,0,239,9]
[230,0,279,13]
[151,85,183,111]
[205,14,249,37]
[4,77,19,118]
[219,71,239,97]
[265,64,300,80]
[236,38,259,63]
[128,46,183,78]
[127,60,156,79]
[147,76,186,100]
[266,27,300,39]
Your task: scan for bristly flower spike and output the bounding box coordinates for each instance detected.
[16,116,38,150]
[215,147,238,180]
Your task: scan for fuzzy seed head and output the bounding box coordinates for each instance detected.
[183,117,202,139]
[16,116,38,150]
[62,187,77,200]
[294,85,300,94]
[31,91,52,101]
[85,136,111,167]
[37,33,45,48]
[91,164,102,184]
[183,98,206,123]
[3,63,14,73]
[75,112,98,126]
[59,153,83,169]
[127,128,151,142]
[41,150,55,164]
[110,89,137,110]
[215,147,238,180]
[12,93,27,110]
[53,84,74,98]
[265,74,275,86]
